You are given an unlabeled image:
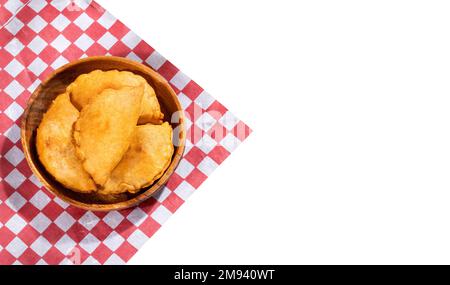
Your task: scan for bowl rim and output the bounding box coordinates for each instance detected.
[20,55,186,211]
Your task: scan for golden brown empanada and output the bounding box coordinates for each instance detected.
[74,85,144,186]
[66,70,163,124]
[100,122,174,194]
[36,93,96,193]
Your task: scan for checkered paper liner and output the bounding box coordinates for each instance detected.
[0,0,251,265]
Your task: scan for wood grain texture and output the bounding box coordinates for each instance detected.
[21,56,186,211]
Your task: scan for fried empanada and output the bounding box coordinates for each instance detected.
[74,85,144,186]
[100,122,174,194]
[36,93,96,193]
[138,83,164,125]
[66,70,163,124]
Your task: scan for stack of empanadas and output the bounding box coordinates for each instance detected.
[36,70,174,200]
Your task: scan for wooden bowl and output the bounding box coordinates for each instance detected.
[21,56,186,211]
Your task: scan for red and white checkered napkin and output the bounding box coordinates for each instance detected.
[0,0,251,265]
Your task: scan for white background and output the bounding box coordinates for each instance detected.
[96,0,450,264]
